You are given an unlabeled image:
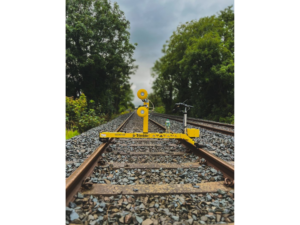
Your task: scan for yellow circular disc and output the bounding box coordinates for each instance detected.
[137,89,148,100]
[137,107,147,117]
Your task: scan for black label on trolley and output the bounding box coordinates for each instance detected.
[133,134,149,138]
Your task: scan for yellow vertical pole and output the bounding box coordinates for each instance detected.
[143,101,149,133]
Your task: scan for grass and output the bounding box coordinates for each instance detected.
[66,129,80,140]
[65,111,130,140]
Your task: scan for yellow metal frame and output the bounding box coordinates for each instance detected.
[186,128,200,138]
[100,131,196,145]
[143,101,149,133]
[137,89,148,100]
[99,89,200,146]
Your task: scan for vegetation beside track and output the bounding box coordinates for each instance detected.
[151,6,234,124]
[66,0,136,115]
[65,0,136,139]
[66,93,132,139]
[66,130,80,140]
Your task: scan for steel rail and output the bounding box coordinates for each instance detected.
[66,113,233,206]
[151,113,234,136]
[66,112,134,205]
[152,112,234,128]
[149,118,234,185]
[65,112,234,225]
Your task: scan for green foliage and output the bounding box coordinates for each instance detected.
[120,110,130,115]
[66,129,80,140]
[118,86,135,113]
[77,109,106,132]
[148,92,165,115]
[219,114,234,124]
[107,113,119,121]
[154,106,165,114]
[66,0,137,114]
[66,93,106,133]
[128,102,135,110]
[151,6,234,121]
[148,92,164,109]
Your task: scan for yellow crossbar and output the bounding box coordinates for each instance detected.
[99,132,195,145]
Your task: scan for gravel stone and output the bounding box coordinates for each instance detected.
[70,210,79,221]
[66,113,132,178]
[65,113,234,225]
[69,202,76,208]
[229,215,234,222]
[142,219,153,225]
[149,114,234,162]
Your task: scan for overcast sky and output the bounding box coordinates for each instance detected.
[113,0,234,106]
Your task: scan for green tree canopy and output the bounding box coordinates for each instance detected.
[66,0,137,114]
[151,6,234,122]
[147,92,164,108]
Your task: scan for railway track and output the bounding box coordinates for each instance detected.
[66,112,234,225]
[151,113,234,136]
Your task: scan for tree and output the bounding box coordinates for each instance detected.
[151,6,234,122]
[118,84,135,112]
[66,0,137,114]
[147,92,164,108]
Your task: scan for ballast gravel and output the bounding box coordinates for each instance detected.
[186,116,234,132]
[102,152,199,164]
[66,191,234,224]
[153,113,234,132]
[66,112,234,225]
[149,114,234,162]
[66,113,132,178]
[87,165,224,185]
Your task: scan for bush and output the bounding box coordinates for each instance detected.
[120,111,129,115]
[66,93,106,133]
[219,113,234,124]
[77,109,106,132]
[154,106,165,114]
[65,129,79,140]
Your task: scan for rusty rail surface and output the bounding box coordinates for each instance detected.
[67,112,234,206]
[66,112,134,205]
[152,112,234,128]
[66,112,234,224]
[149,118,234,185]
[151,112,234,136]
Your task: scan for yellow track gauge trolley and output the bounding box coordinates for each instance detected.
[99,89,200,146]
